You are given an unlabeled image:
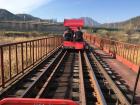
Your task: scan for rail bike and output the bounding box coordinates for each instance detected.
[62,19,86,50]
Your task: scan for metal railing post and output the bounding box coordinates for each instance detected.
[131,67,140,105]
[0,47,5,88]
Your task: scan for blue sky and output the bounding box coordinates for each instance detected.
[31,0,140,23]
[0,0,140,23]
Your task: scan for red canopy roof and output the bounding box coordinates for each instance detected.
[64,19,84,27]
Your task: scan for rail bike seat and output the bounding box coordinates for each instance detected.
[0,98,78,105]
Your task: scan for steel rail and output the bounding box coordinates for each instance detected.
[78,51,86,105]
[83,52,107,105]
[90,51,131,105]
[21,50,64,97]
[36,50,67,98]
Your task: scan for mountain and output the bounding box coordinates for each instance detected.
[0,9,21,21]
[0,9,41,21]
[81,17,101,27]
[16,14,41,21]
[102,16,140,30]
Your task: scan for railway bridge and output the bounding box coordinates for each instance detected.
[0,33,140,105]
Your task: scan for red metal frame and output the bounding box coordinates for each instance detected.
[63,41,85,49]
[0,98,78,105]
[63,19,85,49]
[64,19,84,31]
[64,19,84,27]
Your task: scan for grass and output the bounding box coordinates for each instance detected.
[0,36,49,44]
[0,31,50,44]
[2,45,44,81]
[95,29,140,44]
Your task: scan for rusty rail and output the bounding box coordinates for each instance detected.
[0,36,62,88]
[78,51,86,105]
[83,52,107,105]
[90,51,131,105]
[84,33,140,72]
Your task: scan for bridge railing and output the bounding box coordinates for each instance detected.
[84,33,140,72]
[0,36,62,88]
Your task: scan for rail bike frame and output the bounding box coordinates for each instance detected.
[63,19,85,50]
[0,98,78,105]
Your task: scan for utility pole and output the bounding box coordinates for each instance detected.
[129,20,132,30]
[114,23,115,29]
[24,15,26,21]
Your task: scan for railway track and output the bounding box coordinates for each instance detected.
[0,47,135,105]
[36,51,87,104]
[35,50,104,105]
[88,48,133,105]
[0,48,63,98]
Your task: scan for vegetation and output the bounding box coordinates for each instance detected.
[96,16,140,44]
[92,29,140,44]
[102,16,140,30]
[0,31,50,44]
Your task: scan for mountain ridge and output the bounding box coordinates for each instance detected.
[0,9,41,21]
[0,8,140,29]
[16,14,41,21]
[80,17,101,27]
[102,16,140,29]
[0,9,101,27]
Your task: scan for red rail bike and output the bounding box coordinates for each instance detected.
[62,19,86,50]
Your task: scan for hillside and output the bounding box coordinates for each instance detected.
[0,9,21,21]
[0,9,102,27]
[16,14,41,21]
[81,17,100,27]
[0,9,41,21]
[1,9,140,30]
[102,16,140,30]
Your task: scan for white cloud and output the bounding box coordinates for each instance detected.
[0,0,52,13]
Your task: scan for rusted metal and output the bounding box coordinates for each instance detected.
[26,42,28,67]
[84,33,140,72]
[83,52,107,105]
[51,38,53,51]
[90,51,131,105]
[36,50,67,98]
[21,43,24,73]
[43,40,46,57]
[55,37,56,49]
[32,41,35,65]
[136,48,138,64]
[15,45,18,74]
[21,50,64,98]
[131,67,140,105]
[36,51,83,101]
[8,46,12,78]
[37,40,39,60]
[46,38,47,55]
[0,36,62,89]
[30,41,32,64]
[40,39,42,59]
[0,47,4,88]
[0,47,61,98]
[35,41,37,62]
[78,51,86,105]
